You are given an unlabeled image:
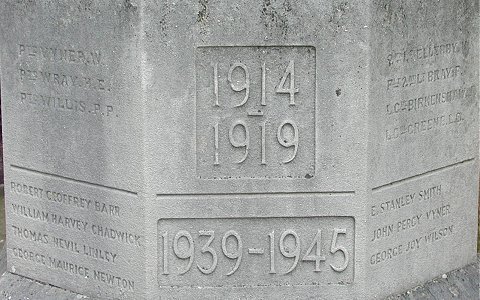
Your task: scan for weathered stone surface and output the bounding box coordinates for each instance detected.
[0,2,144,299]
[0,1,478,299]
[0,248,477,300]
[386,255,480,300]
[367,2,478,297]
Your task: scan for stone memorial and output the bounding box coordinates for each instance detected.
[0,1,478,299]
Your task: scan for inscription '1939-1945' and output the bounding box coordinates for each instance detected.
[158,216,354,287]
[160,228,349,276]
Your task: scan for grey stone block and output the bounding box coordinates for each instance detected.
[0,248,478,300]
[0,1,478,299]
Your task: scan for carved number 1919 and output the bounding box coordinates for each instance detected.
[214,120,298,165]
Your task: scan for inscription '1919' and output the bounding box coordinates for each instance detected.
[214,120,299,165]
[158,216,353,287]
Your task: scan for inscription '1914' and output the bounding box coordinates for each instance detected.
[196,46,316,179]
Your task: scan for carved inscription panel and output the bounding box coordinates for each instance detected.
[370,36,477,187]
[366,161,477,297]
[382,41,473,143]
[196,46,316,179]
[157,216,354,288]
[6,173,145,298]
[16,43,117,119]
[4,39,140,191]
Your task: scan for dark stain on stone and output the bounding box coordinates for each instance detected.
[261,0,291,38]
[157,2,172,42]
[380,1,408,36]
[328,1,349,31]
[197,0,208,23]
[124,0,137,10]
[462,40,470,57]
[77,0,93,12]
[12,0,36,15]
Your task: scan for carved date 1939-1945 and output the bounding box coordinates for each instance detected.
[159,228,349,276]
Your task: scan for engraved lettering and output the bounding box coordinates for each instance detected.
[386,65,461,90]
[221,230,243,276]
[386,40,469,67]
[196,46,315,179]
[229,120,249,163]
[276,60,299,105]
[18,68,110,92]
[228,62,250,107]
[18,44,102,66]
[158,218,354,287]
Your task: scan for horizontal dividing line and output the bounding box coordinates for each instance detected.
[158,216,354,221]
[197,45,315,49]
[248,248,265,254]
[372,158,475,192]
[156,191,355,198]
[247,110,264,116]
[10,164,137,196]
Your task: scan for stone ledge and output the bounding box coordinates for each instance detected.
[386,256,479,300]
[0,247,477,299]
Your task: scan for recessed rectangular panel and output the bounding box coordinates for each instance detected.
[196,46,316,179]
[157,216,354,288]
[148,1,368,194]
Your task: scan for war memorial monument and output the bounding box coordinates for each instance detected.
[0,0,478,299]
